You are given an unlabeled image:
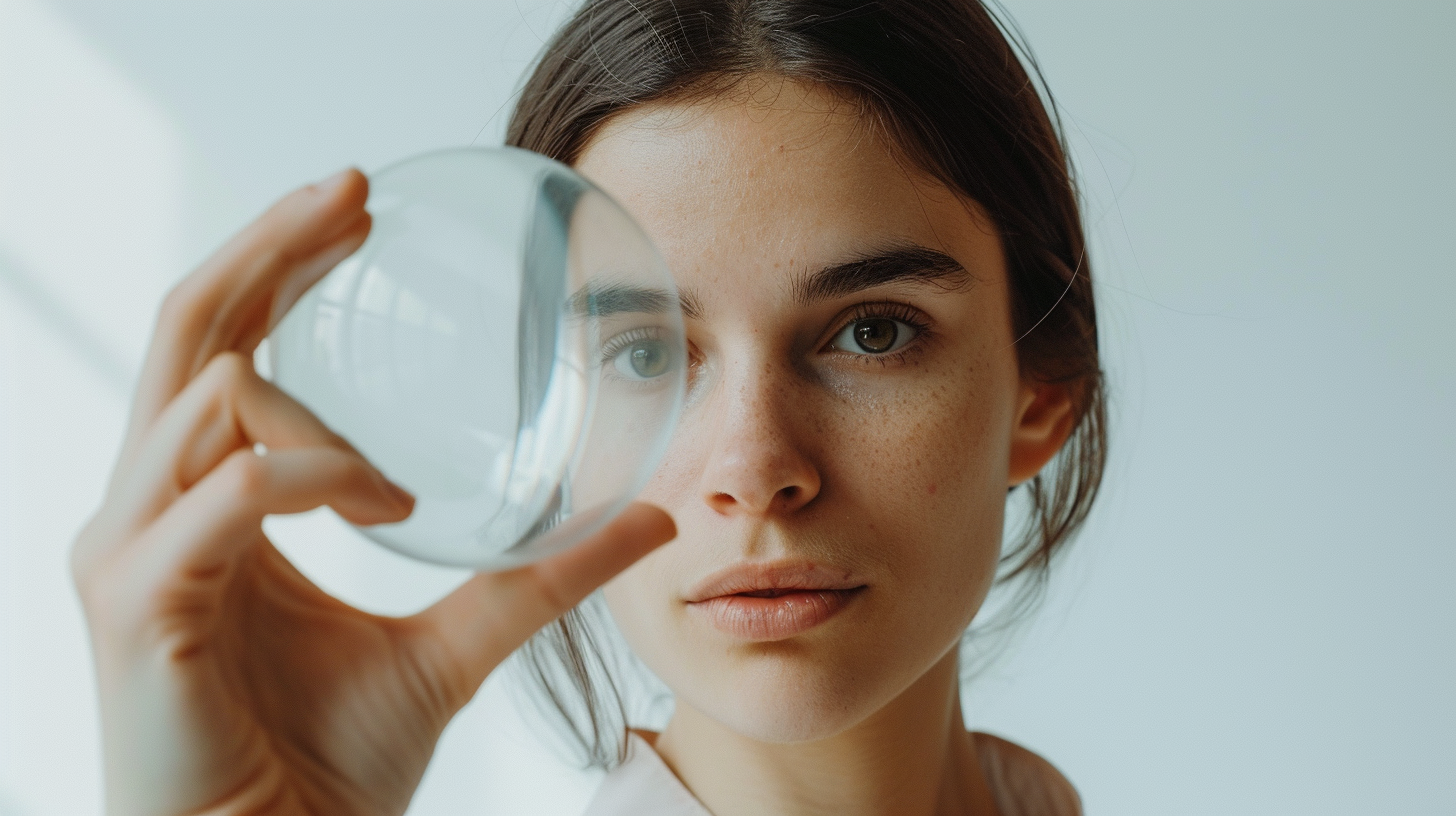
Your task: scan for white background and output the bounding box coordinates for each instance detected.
[1,1,1452,814]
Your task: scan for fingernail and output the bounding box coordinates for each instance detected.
[314,168,353,193]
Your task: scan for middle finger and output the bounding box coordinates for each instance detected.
[108,350,375,538]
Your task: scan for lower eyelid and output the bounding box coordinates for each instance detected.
[853,341,926,366]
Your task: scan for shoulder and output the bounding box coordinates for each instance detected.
[971,731,1083,816]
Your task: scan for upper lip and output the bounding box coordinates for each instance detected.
[684,561,865,603]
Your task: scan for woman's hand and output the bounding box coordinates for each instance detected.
[71,169,676,816]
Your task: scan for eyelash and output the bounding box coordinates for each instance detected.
[824,301,933,366]
[601,302,932,380]
[598,326,663,366]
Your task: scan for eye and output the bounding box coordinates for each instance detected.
[829,317,919,355]
[606,334,676,380]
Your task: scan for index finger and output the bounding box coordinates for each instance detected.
[118,169,371,475]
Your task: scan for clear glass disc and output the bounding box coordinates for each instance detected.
[265,147,686,570]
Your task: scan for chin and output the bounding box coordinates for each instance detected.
[677,644,897,744]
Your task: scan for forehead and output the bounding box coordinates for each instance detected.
[574,77,998,303]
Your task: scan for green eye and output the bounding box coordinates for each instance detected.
[612,338,672,379]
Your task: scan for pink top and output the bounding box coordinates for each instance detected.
[581,732,713,816]
[580,731,1081,816]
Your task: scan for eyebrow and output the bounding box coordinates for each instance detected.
[567,282,701,319]
[789,246,974,304]
[570,246,968,320]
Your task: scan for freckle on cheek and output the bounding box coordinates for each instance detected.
[928,483,937,495]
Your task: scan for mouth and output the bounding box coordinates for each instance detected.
[685,562,867,641]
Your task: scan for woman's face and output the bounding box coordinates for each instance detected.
[577,77,1051,743]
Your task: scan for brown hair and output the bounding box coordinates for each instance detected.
[505,0,1106,767]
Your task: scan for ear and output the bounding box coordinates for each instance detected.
[1008,379,1077,487]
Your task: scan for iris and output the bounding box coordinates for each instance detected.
[621,339,670,378]
[852,318,898,353]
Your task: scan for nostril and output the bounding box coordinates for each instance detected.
[702,466,820,516]
[771,485,806,512]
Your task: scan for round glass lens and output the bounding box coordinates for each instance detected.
[264,147,686,570]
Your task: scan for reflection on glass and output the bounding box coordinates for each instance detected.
[266,147,686,570]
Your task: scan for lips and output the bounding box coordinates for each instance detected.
[685,562,866,641]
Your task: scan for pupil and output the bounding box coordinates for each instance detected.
[630,342,667,377]
[853,319,897,353]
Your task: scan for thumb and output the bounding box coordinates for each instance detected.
[410,502,675,691]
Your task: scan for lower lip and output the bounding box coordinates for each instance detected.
[690,588,864,641]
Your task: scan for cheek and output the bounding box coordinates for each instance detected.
[602,420,718,651]
[829,362,1010,518]
[600,439,706,653]
[601,543,674,661]
[635,425,705,509]
[821,363,1013,605]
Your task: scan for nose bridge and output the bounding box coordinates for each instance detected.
[722,355,792,442]
[699,352,821,517]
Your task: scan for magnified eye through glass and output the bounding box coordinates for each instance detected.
[262,147,687,570]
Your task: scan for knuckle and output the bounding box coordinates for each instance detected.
[197,351,256,408]
[69,511,113,593]
[157,278,194,318]
[156,279,205,335]
[218,449,269,502]
[270,241,301,270]
[254,204,302,261]
[202,350,252,387]
[69,542,99,599]
[157,276,215,338]
[71,527,97,571]
[69,520,125,613]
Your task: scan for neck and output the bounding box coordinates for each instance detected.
[652,650,987,816]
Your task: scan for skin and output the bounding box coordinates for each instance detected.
[579,77,1077,816]
[72,170,675,816]
[73,75,1076,816]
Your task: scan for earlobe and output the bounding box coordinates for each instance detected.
[1007,380,1077,487]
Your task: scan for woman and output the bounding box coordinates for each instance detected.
[73,0,1104,814]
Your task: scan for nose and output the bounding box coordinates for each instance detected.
[697,362,822,518]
